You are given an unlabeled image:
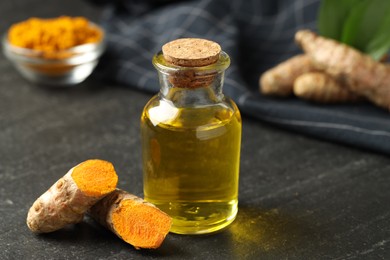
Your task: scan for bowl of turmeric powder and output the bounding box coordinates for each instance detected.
[3,16,105,86]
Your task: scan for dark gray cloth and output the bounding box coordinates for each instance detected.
[89,0,390,155]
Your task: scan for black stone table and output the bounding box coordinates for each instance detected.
[0,1,389,259]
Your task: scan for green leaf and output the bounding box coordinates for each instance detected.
[364,5,390,60]
[318,0,356,40]
[341,0,390,55]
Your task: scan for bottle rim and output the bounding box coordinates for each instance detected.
[152,51,230,74]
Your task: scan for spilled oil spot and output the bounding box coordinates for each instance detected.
[226,206,322,257]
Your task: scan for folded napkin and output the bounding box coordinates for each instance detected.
[88,0,390,155]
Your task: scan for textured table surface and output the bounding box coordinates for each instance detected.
[1,1,389,259]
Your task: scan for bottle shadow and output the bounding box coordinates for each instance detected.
[140,204,329,258]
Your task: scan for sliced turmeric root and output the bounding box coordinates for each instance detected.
[27,159,118,233]
[294,72,361,103]
[88,189,172,249]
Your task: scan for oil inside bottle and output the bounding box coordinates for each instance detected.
[141,95,241,234]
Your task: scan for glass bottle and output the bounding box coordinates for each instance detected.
[141,39,241,234]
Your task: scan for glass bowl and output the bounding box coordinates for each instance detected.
[2,25,106,86]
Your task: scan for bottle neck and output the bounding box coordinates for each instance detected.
[157,70,225,106]
[153,51,230,107]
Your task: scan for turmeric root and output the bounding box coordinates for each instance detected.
[27,159,118,233]
[293,72,361,103]
[295,30,390,109]
[260,54,317,96]
[88,189,172,249]
[259,54,357,103]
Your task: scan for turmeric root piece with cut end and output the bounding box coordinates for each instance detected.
[294,72,361,103]
[260,54,317,96]
[295,30,390,109]
[27,159,118,233]
[88,189,172,249]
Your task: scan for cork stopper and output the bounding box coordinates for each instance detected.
[161,38,221,88]
[162,38,221,67]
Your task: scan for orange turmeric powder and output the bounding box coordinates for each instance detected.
[89,189,172,249]
[27,159,118,233]
[8,16,102,59]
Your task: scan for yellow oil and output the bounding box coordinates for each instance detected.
[141,95,241,234]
